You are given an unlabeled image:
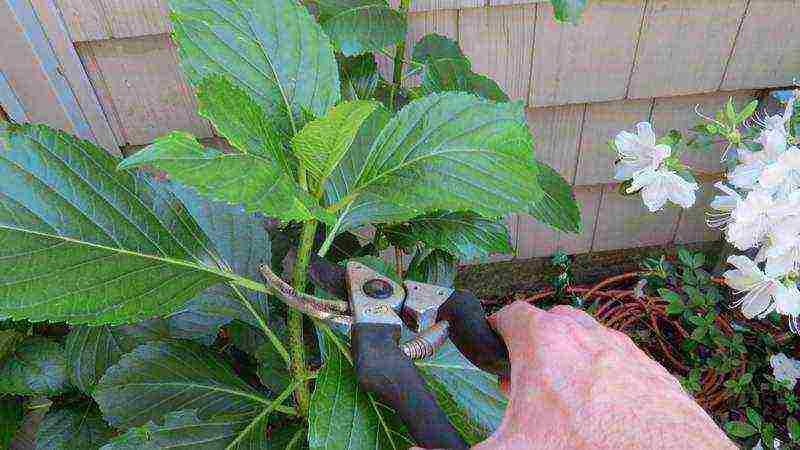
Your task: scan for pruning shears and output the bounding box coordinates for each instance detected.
[259,258,510,450]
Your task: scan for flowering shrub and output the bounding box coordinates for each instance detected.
[613,91,800,332]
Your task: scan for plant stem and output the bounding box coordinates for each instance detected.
[389,0,412,110]
[287,218,318,417]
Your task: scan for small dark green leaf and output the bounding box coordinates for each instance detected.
[93,341,284,429]
[308,332,410,449]
[339,54,380,101]
[0,395,23,449]
[0,330,24,362]
[787,416,800,442]
[34,404,114,450]
[383,211,512,260]
[745,408,762,429]
[421,58,509,102]
[318,0,407,56]
[725,421,758,438]
[406,249,458,288]
[0,338,69,396]
[412,33,466,65]
[65,321,170,393]
[549,0,587,23]
[737,100,759,124]
[530,162,581,233]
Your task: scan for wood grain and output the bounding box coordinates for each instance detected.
[77,34,211,146]
[458,5,536,102]
[592,185,682,251]
[674,182,722,244]
[54,0,169,41]
[721,0,800,90]
[526,104,585,183]
[530,0,644,107]
[627,0,748,99]
[516,186,602,258]
[573,98,654,185]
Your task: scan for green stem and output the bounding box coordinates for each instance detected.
[287,218,318,417]
[229,283,291,367]
[389,0,412,110]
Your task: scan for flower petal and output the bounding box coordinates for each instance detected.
[636,122,656,146]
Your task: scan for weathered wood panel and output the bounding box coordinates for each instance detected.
[674,182,721,244]
[573,98,654,185]
[530,0,644,107]
[516,186,602,258]
[30,0,119,151]
[53,0,169,41]
[526,104,585,183]
[52,0,108,42]
[458,5,536,102]
[387,10,460,86]
[722,0,800,91]
[77,34,212,146]
[651,90,758,174]
[0,0,118,153]
[627,0,747,99]
[592,185,682,251]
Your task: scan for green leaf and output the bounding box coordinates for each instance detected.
[65,321,170,393]
[100,409,304,450]
[0,395,23,449]
[690,326,708,341]
[421,58,509,102]
[0,338,69,396]
[725,97,737,124]
[529,162,581,233]
[93,341,291,429]
[337,93,546,228]
[737,100,759,124]
[384,211,512,260]
[0,330,24,362]
[225,321,291,394]
[787,416,800,442]
[292,100,379,186]
[308,333,411,450]
[406,249,458,288]
[549,0,587,23]
[9,403,49,450]
[318,0,406,56]
[0,123,233,325]
[412,34,467,65]
[164,183,278,344]
[34,404,114,450]
[340,54,380,101]
[745,408,762,429]
[169,0,340,120]
[416,341,506,444]
[724,421,758,438]
[119,131,331,224]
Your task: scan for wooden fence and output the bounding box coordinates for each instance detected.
[2,0,799,262]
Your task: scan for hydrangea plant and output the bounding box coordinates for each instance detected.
[0,0,582,447]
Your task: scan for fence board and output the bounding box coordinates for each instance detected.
[530,0,644,107]
[526,104,585,183]
[458,5,536,102]
[52,0,107,42]
[77,34,212,146]
[516,186,602,258]
[592,185,681,251]
[675,182,721,244]
[651,90,758,174]
[573,98,653,185]
[722,0,800,91]
[30,0,119,152]
[627,0,747,99]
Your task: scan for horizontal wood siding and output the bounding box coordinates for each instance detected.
[7,0,800,261]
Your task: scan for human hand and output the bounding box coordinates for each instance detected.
[471,302,736,450]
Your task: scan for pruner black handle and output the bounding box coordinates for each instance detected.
[352,323,468,450]
[438,290,511,380]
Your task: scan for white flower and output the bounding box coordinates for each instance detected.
[770,353,800,389]
[613,122,672,181]
[759,231,800,277]
[725,190,775,250]
[728,129,787,190]
[707,182,741,229]
[724,255,800,322]
[759,146,800,197]
[754,437,783,450]
[627,167,698,212]
[756,94,795,146]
